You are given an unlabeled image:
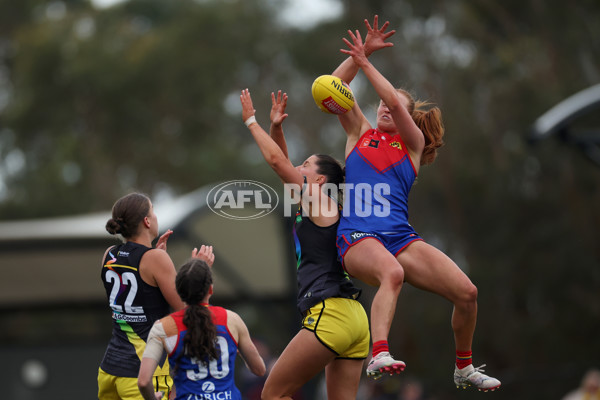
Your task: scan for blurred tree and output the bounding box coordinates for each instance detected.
[0,0,297,217]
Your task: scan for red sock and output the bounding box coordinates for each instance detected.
[372,341,389,358]
[456,350,473,369]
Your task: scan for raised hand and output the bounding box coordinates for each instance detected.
[240,88,256,124]
[341,30,369,68]
[155,229,173,251]
[192,245,215,267]
[270,90,289,127]
[364,15,396,56]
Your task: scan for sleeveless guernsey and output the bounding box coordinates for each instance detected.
[169,306,240,400]
[100,241,170,377]
[339,128,418,234]
[294,203,361,313]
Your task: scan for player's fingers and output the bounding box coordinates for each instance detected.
[355,30,362,43]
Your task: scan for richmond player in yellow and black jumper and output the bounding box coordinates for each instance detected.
[241,88,371,400]
[98,193,213,399]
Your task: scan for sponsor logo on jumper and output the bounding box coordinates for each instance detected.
[368,139,380,148]
[112,312,147,323]
[194,391,234,400]
[201,382,215,393]
[389,141,402,149]
[107,250,117,265]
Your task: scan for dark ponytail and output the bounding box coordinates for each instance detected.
[105,193,151,239]
[314,154,344,205]
[175,259,218,368]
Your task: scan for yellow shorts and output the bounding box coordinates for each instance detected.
[98,367,172,400]
[302,297,370,359]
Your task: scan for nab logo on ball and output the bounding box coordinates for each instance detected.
[207,180,279,220]
[311,75,355,115]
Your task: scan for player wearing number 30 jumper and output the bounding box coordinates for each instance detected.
[138,258,266,400]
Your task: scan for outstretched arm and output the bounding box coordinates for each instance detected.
[341,30,424,157]
[269,90,289,159]
[334,16,395,156]
[240,89,303,187]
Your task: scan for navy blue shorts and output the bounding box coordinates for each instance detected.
[336,229,422,269]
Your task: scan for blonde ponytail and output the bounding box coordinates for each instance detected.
[412,101,445,165]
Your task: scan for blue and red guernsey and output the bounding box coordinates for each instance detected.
[339,128,417,234]
[169,306,241,400]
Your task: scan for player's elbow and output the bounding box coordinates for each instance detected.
[251,360,267,377]
[268,155,288,172]
[386,97,404,113]
[137,375,152,393]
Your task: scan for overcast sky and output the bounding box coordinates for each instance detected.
[90,0,343,29]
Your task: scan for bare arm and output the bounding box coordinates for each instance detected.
[269,90,289,159]
[138,357,162,400]
[138,321,167,400]
[240,89,304,187]
[342,30,425,158]
[141,249,185,311]
[227,310,266,377]
[333,15,396,156]
[101,246,112,267]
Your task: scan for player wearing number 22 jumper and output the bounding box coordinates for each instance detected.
[99,193,187,400]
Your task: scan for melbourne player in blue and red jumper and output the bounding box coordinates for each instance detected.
[337,128,423,258]
[329,23,501,390]
[168,305,240,399]
[138,259,265,400]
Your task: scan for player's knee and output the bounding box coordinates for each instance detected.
[383,265,405,288]
[458,282,478,305]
